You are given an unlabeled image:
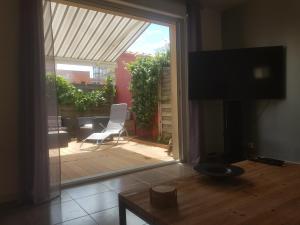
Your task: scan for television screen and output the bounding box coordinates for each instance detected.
[188,46,286,100]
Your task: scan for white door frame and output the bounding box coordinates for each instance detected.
[56,0,190,162]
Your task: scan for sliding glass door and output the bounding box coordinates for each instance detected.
[43,0,61,199]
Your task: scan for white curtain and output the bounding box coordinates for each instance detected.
[187,1,205,164]
[19,0,60,204]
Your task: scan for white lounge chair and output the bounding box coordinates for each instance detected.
[80,103,128,150]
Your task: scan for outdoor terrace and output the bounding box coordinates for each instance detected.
[55,138,174,182]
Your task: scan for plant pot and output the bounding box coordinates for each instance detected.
[134,112,159,140]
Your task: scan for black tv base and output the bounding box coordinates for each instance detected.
[223,100,246,163]
[250,157,285,166]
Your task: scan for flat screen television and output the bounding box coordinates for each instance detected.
[188,46,286,100]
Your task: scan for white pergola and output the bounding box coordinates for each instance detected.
[43,1,150,67]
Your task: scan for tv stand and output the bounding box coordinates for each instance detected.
[223,100,245,163]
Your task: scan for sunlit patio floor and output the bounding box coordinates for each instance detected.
[59,137,174,182]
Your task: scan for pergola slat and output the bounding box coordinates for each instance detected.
[69,11,98,58]
[90,16,125,60]
[47,2,150,63]
[61,9,90,58]
[56,7,80,56]
[111,22,150,62]
[76,13,109,59]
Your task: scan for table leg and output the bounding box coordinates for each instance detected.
[119,198,127,225]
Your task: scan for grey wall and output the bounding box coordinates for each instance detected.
[66,0,186,20]
[118,0,186,16]
[222,0,300,162]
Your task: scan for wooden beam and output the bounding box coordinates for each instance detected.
[53,56,116,67]
[170,23,179,160]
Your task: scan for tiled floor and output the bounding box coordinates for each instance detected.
[1,163,197,225]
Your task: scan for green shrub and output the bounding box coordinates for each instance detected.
[46,74,115,111]
[102,75,116,104]
[127,52,170,128]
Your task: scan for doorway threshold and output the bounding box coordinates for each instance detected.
[61,160,179,188]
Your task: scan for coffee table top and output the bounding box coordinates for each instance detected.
[119,161,300,225]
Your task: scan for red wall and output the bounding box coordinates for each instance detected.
[115,52,136,107]
[115,52,159,139]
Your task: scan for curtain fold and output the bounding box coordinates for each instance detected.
[19,0,60,204]
[187,1,204,164]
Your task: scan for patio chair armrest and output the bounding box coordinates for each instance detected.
[99,122,106,130]
[119,122,125,128]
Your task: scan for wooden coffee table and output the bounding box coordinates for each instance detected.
[118,161,300,225]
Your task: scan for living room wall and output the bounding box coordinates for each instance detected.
[200,9,225,158]
[0,0,20,204]
[222,0,300,162]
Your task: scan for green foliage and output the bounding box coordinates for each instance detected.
[47,74,76,105]
[127,51,170,128]
[102,75,116,103]
[72,89,105,112]
[156,50,170,67]
[46,74,115,112]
